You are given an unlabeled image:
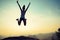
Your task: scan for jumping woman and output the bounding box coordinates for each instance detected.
[16,0,31,26]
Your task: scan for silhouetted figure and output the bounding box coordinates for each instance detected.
[56,28,60,40]
[16,0,31,26]
[52,28,60,40]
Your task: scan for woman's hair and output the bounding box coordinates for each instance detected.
[22,5,25,10]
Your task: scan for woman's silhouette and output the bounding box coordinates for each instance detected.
[16,0,31,26]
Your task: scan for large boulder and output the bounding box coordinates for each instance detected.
[2,36,39,40]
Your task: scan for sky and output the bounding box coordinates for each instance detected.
[0,0,60,37]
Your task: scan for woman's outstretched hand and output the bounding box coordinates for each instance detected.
[29,2,31,5]
[17,0,19,3]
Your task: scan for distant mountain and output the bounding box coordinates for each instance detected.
[2,36,39,40]
[0,35,4,40]
[28,33,54,40]
[1,32,59,40]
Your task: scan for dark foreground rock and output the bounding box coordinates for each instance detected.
[2,36,39,40]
